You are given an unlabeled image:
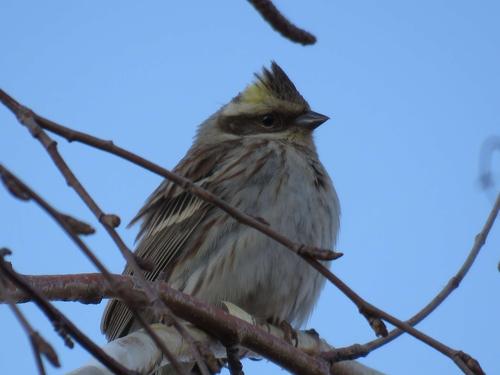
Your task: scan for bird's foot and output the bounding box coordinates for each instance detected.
[277,320,298,346]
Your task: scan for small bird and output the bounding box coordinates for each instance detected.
[101,62,340,347]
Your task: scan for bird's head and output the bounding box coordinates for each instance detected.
[196,62,329,145]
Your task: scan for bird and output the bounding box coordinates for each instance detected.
[101,62,340,356]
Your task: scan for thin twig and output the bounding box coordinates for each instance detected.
[248,0,317,45]
[0,276,58,375]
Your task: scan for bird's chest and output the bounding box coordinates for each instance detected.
[216,146,338,324]
[228,144,336,248]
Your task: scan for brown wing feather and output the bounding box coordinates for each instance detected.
[101,142,239,340]
[101,202,209,340]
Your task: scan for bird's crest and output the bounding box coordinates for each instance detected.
[239,62,308,107]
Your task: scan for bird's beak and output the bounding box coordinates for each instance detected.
[294,111,330,130]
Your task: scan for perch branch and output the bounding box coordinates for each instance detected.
[1,272,383,375]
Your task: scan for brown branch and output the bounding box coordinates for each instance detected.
[0,89,490,374]
[9,303,50,375]
[2,273,333,375]
[9,273,137,305]
[0,251,136,375]
[248,0,317,45]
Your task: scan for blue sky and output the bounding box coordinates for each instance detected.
[1,1,499,374]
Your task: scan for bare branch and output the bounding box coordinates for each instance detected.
[0,274,59,375]
[1,273,383,375]
[10,303,51,375]
[248,0,317,45]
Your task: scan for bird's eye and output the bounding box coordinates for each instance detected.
[261,114,275,127]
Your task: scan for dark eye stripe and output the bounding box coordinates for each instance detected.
[219,113,290,135]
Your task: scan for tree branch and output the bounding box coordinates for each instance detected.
[0,275,59,375]
[1,273,383,375]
